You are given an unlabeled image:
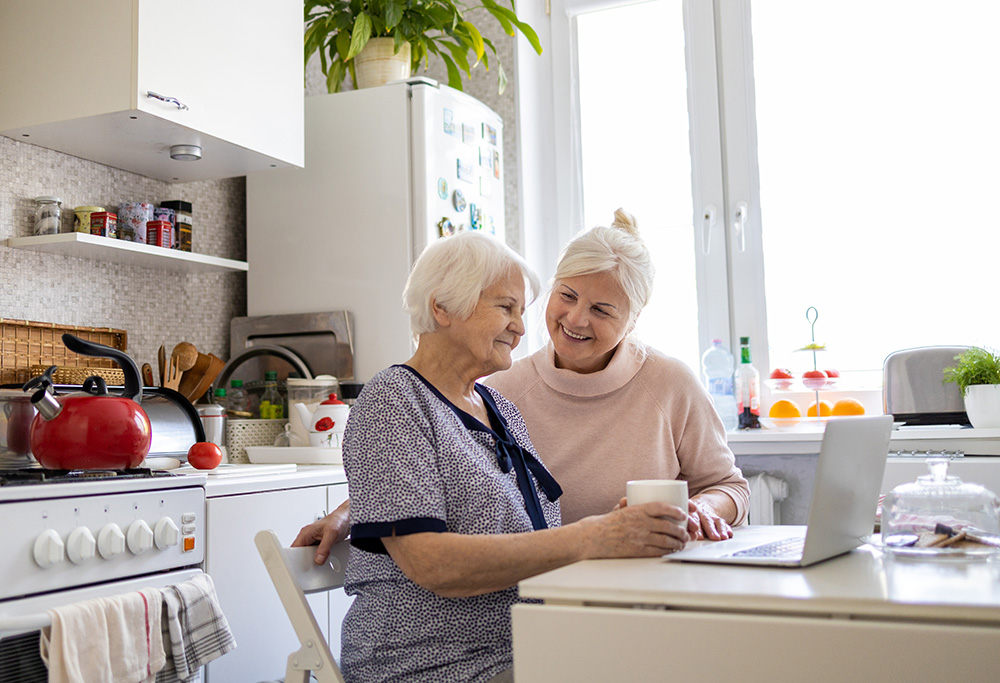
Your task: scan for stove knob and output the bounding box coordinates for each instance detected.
[154,517,180,550]
[127,520,154,555]
[98,523,126,559]
[33,529,65,568]
[66,527,97,564]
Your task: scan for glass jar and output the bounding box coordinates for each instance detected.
[33,196,62,235]
[882,457,1000,558]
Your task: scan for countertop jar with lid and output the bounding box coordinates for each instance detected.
[33,196,62,235]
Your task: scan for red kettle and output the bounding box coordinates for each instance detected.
[23,334,151,470]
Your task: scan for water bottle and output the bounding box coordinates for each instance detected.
[227,379,251,418]
[701,339,738,431]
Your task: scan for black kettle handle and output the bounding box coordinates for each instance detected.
[61,333,142,403]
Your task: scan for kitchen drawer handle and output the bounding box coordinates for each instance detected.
[146,91,189,111]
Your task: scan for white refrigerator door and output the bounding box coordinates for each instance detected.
[409,81,505,260]
[246,80,505,382]
[247,85,415,382]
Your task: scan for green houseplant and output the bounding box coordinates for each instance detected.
[304,0,542,94]
[944,347,1000,428]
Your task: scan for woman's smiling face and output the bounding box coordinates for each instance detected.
[545,271,631,374]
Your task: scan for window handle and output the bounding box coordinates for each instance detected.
[701,205,717,255]
[733,201,748,253]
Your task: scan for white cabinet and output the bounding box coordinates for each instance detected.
[0,0,303,182]
[204,480,349,682]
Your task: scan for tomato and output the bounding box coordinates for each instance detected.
[769,368,793,379]
[187,442,223,470]
[802,370,828,379]
[824,368,840,378]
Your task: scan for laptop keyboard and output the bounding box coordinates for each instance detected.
[731,536,804,558]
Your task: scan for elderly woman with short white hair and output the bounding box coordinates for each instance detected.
[338,231,687,683]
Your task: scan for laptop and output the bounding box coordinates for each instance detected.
[666,414,893,567]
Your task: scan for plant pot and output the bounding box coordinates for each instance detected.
[964,384,1000,428]
[355,38,411,89]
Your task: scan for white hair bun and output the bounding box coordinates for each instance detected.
[611,208,639,236]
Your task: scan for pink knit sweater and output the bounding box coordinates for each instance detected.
[485,339,749,525]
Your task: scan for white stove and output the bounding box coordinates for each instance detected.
[0,468,207,679]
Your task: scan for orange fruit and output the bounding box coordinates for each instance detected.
[807,400,833,417]
[832,398,866,416]
[768,399,802,418]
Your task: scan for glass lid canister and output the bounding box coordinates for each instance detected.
[882,457,1000,553]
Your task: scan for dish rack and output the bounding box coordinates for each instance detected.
[227,418,288,464]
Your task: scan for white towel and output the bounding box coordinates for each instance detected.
[40,587,165,683]
[159,573,236,682]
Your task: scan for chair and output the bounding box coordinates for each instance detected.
[254,529,351,683]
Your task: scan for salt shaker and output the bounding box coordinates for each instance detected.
[33,196,62,235]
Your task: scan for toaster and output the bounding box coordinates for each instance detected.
[882,346,971,426]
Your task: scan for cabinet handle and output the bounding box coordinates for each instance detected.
[146,91,189,111]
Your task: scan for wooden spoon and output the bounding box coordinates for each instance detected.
[157,345,166,387]
[171,342,198,372]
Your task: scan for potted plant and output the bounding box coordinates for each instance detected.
[943,347,1000,428]
[304,0,542,94]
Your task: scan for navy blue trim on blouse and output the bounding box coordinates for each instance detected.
[395,364,562,531]
[351,517,448,555]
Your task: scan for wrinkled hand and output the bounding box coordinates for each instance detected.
[292,499,351,564]
[687,497,733,541]
[584,500,689,558]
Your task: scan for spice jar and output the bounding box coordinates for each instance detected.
[33,196,62,235]
[73,206,104,233]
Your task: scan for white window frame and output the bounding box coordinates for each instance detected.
[515,0,745,360]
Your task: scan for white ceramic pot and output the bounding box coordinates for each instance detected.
[964,384,1000,428]
[354,38,411,89]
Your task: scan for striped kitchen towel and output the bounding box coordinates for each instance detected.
[158,573,236,682]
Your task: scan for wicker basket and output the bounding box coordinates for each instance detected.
[1,318,127,386]
[226,419,288,464]
[30,365,126,386]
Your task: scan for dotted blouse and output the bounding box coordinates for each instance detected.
[341,365,562,683]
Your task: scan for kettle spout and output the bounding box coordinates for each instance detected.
[293,401,315,429]
[30,388,63,421]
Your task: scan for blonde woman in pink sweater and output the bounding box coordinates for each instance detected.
[484,209,748,540]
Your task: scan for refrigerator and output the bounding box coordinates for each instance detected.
[246,78,505,382]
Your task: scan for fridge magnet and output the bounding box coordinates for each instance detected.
[437,178,449,199]
[457,159,475,183]
[493,151,500,178]
[437,217,456,237]
[462,123,476,144]
[479,147,492,169]
[479,176,492,197]
[443,109,457,137]
[489,215,496,235]
[483,123,497,146]
[452,189,467,212]
[470,203,480,229]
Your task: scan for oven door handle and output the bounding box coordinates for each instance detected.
[0,612,52,634]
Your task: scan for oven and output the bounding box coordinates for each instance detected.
[0,469,206,682]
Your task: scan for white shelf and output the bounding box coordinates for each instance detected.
[5,233,248,273]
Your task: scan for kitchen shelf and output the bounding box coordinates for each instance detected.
[5,233,248,274]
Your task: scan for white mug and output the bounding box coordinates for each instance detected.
[626,480,688,517]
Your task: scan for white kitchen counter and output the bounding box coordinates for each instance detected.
[728,423,1000,455]
[172,464,346,497]
[513,545,1000,682]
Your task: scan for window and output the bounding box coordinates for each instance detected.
[521,0,1000,398]
[576,0,700,369]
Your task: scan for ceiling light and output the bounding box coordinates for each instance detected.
[170,144,202,161]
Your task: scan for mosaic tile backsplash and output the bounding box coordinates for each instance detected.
[0,29,521,378]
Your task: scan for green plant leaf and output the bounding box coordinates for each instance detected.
[484,1,543,54]
[347,13,374,59]
[943,347,1000,395]
[439,52,465,91]
[458,20,485,64]
[384,0,404,29]
[442,40,472,76]
[327,58,346,93]
[336,30,352,62]
[497,60,507,95]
